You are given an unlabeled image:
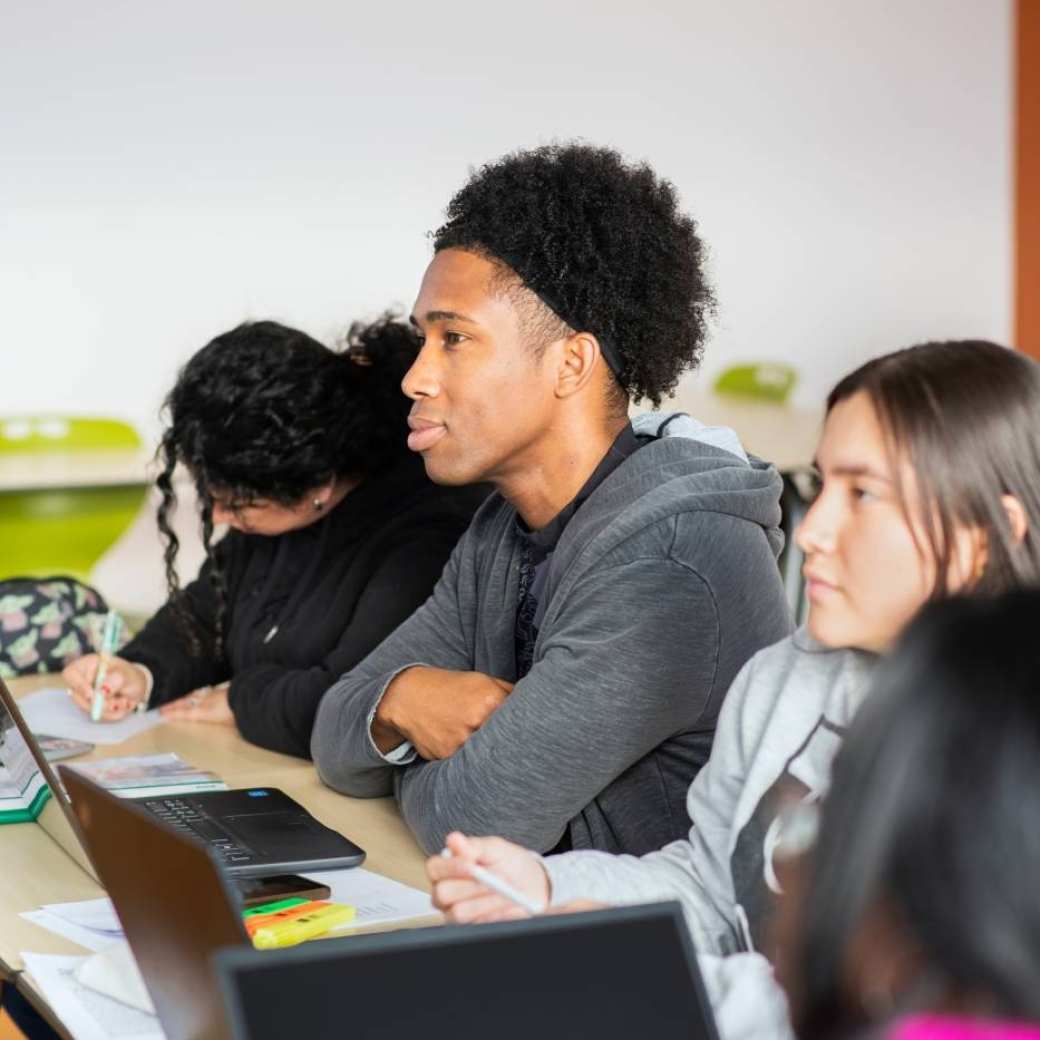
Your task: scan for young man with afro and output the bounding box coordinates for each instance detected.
[312,143,792,856]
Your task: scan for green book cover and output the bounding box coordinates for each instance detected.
[0,782,51,823]
[1,696,52,824]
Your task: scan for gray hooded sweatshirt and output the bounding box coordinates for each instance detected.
[311,414,792,855]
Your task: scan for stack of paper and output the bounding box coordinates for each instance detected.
[21,898,123,953]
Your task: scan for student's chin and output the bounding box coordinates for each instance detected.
[420,456,481,488]
[805,611,854,651]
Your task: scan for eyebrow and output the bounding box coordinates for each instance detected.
[812,458,892,483]
[410,309,478,326]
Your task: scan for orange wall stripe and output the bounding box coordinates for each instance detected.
[1016,0,1040,357]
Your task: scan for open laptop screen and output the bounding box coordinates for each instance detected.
[216,902,719,1040]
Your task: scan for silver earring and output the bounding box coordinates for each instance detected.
[313,498,324,511]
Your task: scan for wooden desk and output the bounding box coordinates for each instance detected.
[0,450,154,493]
[1,674,432,1036]
[640,388,821,473]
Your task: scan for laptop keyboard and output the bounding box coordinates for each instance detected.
[143,798,254,865]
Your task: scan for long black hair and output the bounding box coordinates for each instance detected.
[826,340,1040,595]
[155,314,419,655]
[794,590,1040,1037]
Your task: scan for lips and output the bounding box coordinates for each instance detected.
[803,568,839,601]
[407,416,447,453]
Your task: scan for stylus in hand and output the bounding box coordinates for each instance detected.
[439,848,544,915]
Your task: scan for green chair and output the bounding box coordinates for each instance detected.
[0,416,150,583]
[714,363,798,404]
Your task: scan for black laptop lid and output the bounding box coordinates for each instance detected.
[215,902,718,1040]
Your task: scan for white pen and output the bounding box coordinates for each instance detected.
[439,848,544,915]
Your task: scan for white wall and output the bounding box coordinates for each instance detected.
[2,0,1012,445]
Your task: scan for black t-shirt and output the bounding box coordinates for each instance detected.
[513,424,642,679]
[123,455,486,758]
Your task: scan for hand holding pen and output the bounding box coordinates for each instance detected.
[427,831,550,922]
[62,612,152,722]
[90,611,124,721]
[64,653,151,721]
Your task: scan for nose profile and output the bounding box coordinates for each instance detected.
[795,491,835,557]
[402,341,440,401]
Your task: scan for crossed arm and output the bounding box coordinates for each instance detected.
[312,541,720,854]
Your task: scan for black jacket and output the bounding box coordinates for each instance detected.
[123,457,486,758]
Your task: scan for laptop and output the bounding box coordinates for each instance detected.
[1,677,365,880]
[61,767,251,1040]
[215,902,721,1040]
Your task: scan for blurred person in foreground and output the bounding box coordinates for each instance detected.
[779,590,1040,1040]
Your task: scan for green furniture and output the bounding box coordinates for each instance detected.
[0,416,150,583]
[714,363,798,404]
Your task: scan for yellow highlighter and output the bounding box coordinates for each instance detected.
[251,903,355,950]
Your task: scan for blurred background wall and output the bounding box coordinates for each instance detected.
[2,0,1013,441]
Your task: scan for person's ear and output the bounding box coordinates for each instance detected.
[555,332,607,399]
[308,477,339,512]
[948,523,988,590]
[959,496,1027,588]
[1002,494,1029,544]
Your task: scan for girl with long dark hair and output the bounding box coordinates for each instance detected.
[63,316,485,757]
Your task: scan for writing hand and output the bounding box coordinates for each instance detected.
[62,654,149,722]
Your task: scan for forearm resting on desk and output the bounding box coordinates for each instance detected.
[372,666,514,760]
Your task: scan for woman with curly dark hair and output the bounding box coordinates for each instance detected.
[63,316,486,758]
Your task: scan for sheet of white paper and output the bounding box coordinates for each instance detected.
[20,910,121,953]
[40,897,122,936]
[306,867,437,928]
[18,687,163,745]
[21,953,165,1040]
[77,941,155,1015]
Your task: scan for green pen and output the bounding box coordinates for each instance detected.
[242,897,310,919]
[90,611,123,722]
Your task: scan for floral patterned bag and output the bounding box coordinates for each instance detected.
[0,577,127,678]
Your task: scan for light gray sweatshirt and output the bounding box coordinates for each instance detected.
[311,414,793,856]
[544,628,875,957]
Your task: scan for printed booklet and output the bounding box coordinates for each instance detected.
[65,753,227,799]
[0,697,50,822]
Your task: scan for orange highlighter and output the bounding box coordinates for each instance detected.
[244,900,328,938]
[250,903,356,949]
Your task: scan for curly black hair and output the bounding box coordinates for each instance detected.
[433,142,715,406]
[155,314,418,654]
